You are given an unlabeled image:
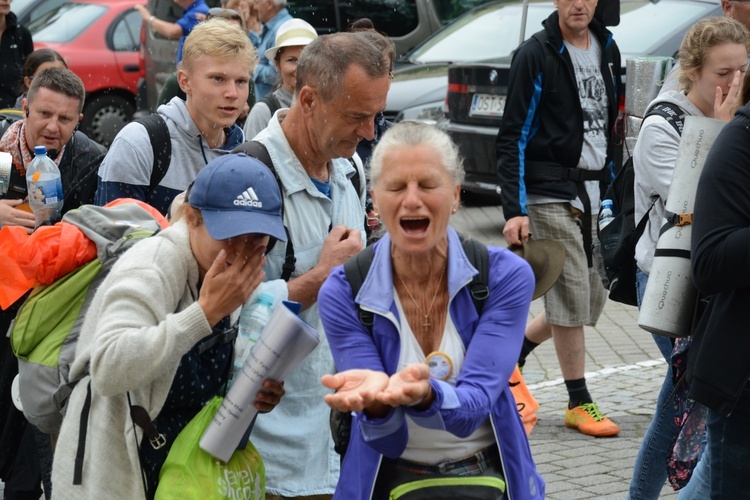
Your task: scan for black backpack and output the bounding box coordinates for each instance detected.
[330,237,490,457]
[134,114,172,196]
[597,102,684,306]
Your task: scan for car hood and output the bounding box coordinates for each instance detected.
[385,62,450,112]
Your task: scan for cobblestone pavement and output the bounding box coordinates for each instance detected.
[453,202,679,499]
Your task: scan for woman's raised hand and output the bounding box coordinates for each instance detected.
[714,69,743,122]
[198,238,267,326]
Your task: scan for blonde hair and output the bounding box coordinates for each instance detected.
[678,16,750,92]
[182,18,256,73]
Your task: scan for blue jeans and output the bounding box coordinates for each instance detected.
[677,431,710,499]
[629,267,709,499]
[706,383,750,499]
[628,267,677,500]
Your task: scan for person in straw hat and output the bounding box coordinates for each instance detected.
[243,18,317,139]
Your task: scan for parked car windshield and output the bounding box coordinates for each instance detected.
[28,2,107,43]
[407,0,720,65]
[407,1,553,64]
[609,1,715,54]
[11,0,38,16]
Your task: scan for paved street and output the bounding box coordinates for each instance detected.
[452,201,677,499]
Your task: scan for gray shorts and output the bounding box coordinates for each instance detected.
[526,202,607,327]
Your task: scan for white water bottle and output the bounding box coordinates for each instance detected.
[599,199,614,230]
[26,146,63,227]
[233,292,274,377]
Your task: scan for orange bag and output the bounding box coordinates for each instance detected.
[509,365,539,436]
[0,224,96,309]
[0,198,170,310]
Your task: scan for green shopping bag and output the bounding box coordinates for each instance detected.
[155,396,265,499]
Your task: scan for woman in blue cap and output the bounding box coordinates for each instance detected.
[52,153,288,499]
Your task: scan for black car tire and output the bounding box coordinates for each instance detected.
[80,94,135,148]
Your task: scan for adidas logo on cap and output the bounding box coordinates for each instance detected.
[233,187,263,208]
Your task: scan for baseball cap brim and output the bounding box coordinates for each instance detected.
[201,208,287,242]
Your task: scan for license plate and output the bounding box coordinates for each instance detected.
[470,93,506,117]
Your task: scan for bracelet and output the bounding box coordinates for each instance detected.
[149,15,155,25]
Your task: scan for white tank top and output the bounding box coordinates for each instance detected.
[394,290,495,463]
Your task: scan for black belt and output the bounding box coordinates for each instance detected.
[527,161,610,268]
[525,161,611,183]
[385,445,500,476]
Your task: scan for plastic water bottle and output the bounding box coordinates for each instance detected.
[26,146,63,227]
[233,292,274,377]
[599,199,615,230]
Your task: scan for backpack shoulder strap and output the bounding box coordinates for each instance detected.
[134,114,171,192]
[460,237,490,315]
[343,245,375,327]
[232,140,296,281]
[531,32,558,97]
[644,102,685,136]
[260,93,281,116]
[348,157,361,197]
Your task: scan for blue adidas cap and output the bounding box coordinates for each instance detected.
[188,153,286,242]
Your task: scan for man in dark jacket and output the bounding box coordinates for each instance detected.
[689,101,750,496]
[0,9,33,108]
[496,0,622,437]
[0,67,105,499]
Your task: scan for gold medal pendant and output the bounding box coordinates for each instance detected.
[425,351,453,381]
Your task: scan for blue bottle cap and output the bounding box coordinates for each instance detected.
[34,146,47,156]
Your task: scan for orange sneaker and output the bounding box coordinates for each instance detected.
[564,402,620,437]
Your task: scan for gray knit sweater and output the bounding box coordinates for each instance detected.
[51,221,214,499]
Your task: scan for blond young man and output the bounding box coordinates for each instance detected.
[95,18,256,215]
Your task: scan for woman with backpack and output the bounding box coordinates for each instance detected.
[628,17,749,500]
[51,154,288,499]
[317,122,545,500]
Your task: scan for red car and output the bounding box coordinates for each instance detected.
[30,0,146,147]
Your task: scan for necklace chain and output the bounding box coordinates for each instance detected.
[395,265,446,330]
